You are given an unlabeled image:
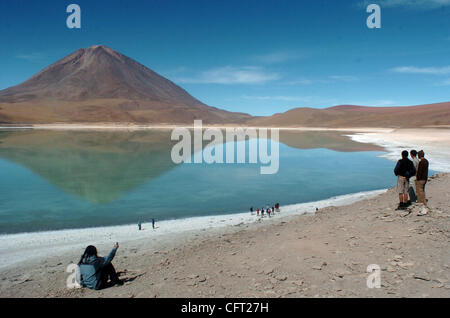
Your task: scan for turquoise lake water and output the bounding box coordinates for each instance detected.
[0,129,399,234]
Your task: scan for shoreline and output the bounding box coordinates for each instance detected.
[0,189,386,270]
[347,128,450,172]
[0,123,394,132]
[0,122,449,130]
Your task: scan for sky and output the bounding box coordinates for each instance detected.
[0,0,449,116]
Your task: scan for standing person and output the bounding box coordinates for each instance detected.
[151,218,155,230]
[275,203,280,213]
[394,150,416,210]
[256,208,260,216]
[138,221,142,231]
[409,150,420,203]
[250,207,254,215]
[78,243,123,290]
[261,208,265,217]
[416,150,430,215]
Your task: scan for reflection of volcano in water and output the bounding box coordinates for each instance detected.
[278,131,384,152]
[0,129,384,204]
[0,130,176,204]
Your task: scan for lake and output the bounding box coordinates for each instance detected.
[0,129,397,234]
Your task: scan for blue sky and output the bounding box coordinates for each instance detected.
[0,0,449,116]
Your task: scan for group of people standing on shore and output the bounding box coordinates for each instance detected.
[250,203,280,218]
[394,149,429,215]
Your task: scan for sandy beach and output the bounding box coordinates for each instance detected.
[0,127,449,298]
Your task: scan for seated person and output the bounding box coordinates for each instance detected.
[78,243,123,290]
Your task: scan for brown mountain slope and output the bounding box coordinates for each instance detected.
[0,45,250,124]
[246,102,450,128]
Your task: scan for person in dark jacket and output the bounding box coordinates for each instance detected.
[394,150,416,210]
[415,150,429,214]
[409,150,420,202]
[78,243,123,290]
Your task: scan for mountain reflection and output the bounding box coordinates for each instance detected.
[0,129,383,203]
[0,130,176,203]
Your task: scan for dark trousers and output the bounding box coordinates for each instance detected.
[97,263,120,289]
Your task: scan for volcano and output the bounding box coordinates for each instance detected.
[0,45,251,124]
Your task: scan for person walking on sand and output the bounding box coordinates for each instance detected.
[394,150,416,210]
[416,150,430,215]
[78,243,123,290]
[409,150,420,203]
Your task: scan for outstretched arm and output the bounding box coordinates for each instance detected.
[102,243,119,268]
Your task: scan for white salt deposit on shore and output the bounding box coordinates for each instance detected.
[348,129,450,173]
[0,189,385,270]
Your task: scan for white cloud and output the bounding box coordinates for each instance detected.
[284,78,316,85]
[240,96,397,107]
[392,66,450,75]
[340,100,397,107]
[15,52,47,62]
[361,0,450,9]
[175,66,280,85]
[284,75,359,85]
[241,95,341,106]
[254,51,304,64]
[242,95,314,102]
[329,75,359,82]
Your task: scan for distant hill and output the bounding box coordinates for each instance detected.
[0,45,251,124]
[0,45,448,127]
[247,102,450,128]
